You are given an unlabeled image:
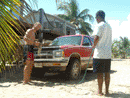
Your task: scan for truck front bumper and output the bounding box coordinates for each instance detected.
[34,58,69,67]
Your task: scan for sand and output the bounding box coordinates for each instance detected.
[0,59,130,98]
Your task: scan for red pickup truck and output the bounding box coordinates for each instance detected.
[32,34,94,80]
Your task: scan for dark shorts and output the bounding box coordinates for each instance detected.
[23,45,34,62]
[93,58,111,73]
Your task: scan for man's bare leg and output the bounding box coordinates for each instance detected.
[28,61,34,82]
[23,60,33,83]
[105,72,110,95]
[97,73,104,95]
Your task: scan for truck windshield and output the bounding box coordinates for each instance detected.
[51,36,82,46]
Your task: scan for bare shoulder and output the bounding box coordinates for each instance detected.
[26,29,34,35]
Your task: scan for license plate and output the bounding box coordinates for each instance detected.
[44,63,53,66]
[34,63,43,68]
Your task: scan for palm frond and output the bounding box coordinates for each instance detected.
[57,14,71,21]
[77,8,89,18]
[57,4,71,15]
[119,36,129,49]
[27,0,38,8]
[78,26,93,35]
[87,14,94,23]
[78,28,89,35]
[56,0,70,4]
[0,0,38,72]
[120,36,123,41]
[80,14,93,22]
[83,22,92,28]
[69,0,79,19]
[77,20,93,35]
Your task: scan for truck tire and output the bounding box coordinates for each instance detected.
[66,59,81,80]
[31,67,46,78]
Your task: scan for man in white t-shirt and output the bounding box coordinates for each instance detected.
[92,10,112,96]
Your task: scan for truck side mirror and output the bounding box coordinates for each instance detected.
[83,43,90,46]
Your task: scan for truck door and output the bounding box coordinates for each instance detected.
[81,36,92,57]
[81,36,93,68]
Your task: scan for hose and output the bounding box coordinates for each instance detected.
[65,48,94,87]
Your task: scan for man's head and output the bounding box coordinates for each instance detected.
[95,10,105,23]
[33,22,42,31]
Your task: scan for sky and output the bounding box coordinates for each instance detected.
[26,0,130,41]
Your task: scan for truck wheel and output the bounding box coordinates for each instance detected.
[66,59,81,80]
[31,67,46,78]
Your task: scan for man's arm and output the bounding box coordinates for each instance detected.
[92,35,99,49]
[33,41,40,47]
[24,29,35,44]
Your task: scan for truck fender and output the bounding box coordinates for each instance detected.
[67,52,81,70]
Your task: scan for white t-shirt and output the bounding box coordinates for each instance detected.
[93,21,112,59]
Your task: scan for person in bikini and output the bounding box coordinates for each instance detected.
[23,22,41,84]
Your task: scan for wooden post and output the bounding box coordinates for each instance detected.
[63,21,66,35]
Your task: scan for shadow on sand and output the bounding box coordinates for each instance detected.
[112,59,125,61]
[105,92,130,98]
[1,63,130,97]
[0,66,117,88]
[0,85,11,87]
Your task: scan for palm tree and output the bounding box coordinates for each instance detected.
[112,37,130,59]
[0,0,23,72]
[0,0,39,72]
[119,36,129,58]
[57,0,94,35]
[112,40,119,58]
[120,36,129,49]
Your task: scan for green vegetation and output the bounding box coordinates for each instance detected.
[0,0,22,72]
[0,0,38,72]
[57,0,94,35]
[112,37,130,59]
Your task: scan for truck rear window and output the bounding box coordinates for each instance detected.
[51,36,82,46]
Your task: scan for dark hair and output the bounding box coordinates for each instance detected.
[96,10,105,20]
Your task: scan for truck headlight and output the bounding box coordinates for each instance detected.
[53,50,65,58]
[56,51,62,57]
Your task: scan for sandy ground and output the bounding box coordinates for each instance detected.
[0,59,130,98]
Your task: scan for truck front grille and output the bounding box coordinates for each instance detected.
[34,50,53,59]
